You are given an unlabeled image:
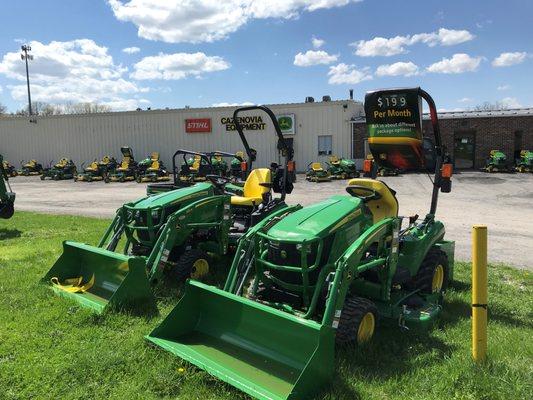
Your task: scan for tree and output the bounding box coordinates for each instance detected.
[473,101,509,111]
[62,102,111,114]
[0,102,7,114]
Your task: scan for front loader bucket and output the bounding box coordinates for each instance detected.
[146,281,334,400]
[43,241,155,314]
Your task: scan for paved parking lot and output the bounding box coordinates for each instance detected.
[7,171,533,269]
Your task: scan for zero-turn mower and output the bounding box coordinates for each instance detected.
[19,159,43,176]
[146,87,454,400]
[105,147,137,183]
[480,150,511,173]
[305,162,331,182]
[0,154,16,219]
[2,159,18,177]
[326,155,360,179]
[136,152,170,183]
[41,158,77,181]
[75,156,117,182]
[515,150,532,173]
[43,105,295,314]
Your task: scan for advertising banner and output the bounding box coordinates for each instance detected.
[185,118,211,133]
[276,114,296,135]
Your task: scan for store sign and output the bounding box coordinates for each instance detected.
[185,118,211,133]
[221,116,266,131]
[277,114,295,135]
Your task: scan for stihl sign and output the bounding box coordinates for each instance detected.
[185,118,211,133]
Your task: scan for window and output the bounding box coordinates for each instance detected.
[318,135,333,155]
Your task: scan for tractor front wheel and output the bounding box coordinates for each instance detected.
[336,296,377,345]
[410,248,449,294]
[172,249,211,282]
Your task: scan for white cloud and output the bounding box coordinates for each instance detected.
[351,28,475,57]
[492,52,528,67]
[108,0,362,43]
[458,97,473,103]
[311,36,325,49]
[501,97,522,109]
[294,50,338,67]
[426,53,483,74]
[375,61,419,77]
[327,63,372,85]
[122,46,140,54]
[0,39,147,110]
[497,84,510,91]
[212,101,254,107]
[131,52,230,80]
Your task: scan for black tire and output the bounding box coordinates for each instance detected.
[410,248,449,294]
[170,249,210,282]
[336,296,378,345]
[40,175,45,180]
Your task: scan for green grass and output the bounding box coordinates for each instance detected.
[0,212,532,400]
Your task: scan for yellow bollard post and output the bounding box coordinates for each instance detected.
[472,225,488,363]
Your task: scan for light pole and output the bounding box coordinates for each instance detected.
[20,45,33,116]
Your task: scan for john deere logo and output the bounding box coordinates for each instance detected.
[278,116,293,131]
[280,250,288,259]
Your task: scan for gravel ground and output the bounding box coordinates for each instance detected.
[7,171,533,269]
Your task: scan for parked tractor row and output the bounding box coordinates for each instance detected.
[33,88,457,400]
[480,149,533,173]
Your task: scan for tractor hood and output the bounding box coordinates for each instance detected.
[267,195,364,241]
[133,182,213,209]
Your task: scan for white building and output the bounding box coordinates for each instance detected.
[0,99,364,172]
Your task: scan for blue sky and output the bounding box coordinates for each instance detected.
[0,0,531,113]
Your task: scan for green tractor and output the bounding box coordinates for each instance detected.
[136,152,170,183]
[230,151,247,180]
[75,155,117,182]
[2,159,18,177]
[326,155,360,179]
[105,147,137,183]
[481,150,511,172]
[146,87,454,400]
[43,105,295,313]
[515,150,533,173]
[19,159,43,176]
[41,158,77,181]
[1,154,16,219]
[305,162,331,182]
[209,151,229,176]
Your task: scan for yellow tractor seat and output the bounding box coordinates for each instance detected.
[311,162,324,172]
[55,158,68,168]
[190,155,201,172]
[148,160,160,172]
[100,156,111,165]
[329,155,340,165]
[86,161,99,172]
[347,178,398,223]
[117,157,132,171]
[231,168,272,207]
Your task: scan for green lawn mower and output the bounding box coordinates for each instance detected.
[43,105,295,314]
[515,150,533,173]
[1,154,16,219]
[481,150,511,172]
[105,147,137,183]
[209,151,229,176]
[305,162,331,182]
[146,87,454,400]
[2,160,18,177]
[19,159,43,176]
[75,155,117,182]
[41,158,77,181]
[136,152,170,183]
[326,155,360,179]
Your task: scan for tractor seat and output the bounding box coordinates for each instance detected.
[311,162,324,172]
[347,178,398,223]
[100,156,111,165]
[55,158,68,168]
[117,157,131,171]
[86,162,98,172]
[231,168,272,207]
[147,160,160,171]
[329,156,340,165]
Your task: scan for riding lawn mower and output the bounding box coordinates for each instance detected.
[480,150,511,173]
[0,154,15,219]
[327,155,360,179]
[146,87,454,400]
[19,159,43,176]
[515,150,532,173]
[2,159,18,177]
[75,155,117,182]
[105,147,137,183]
[41,158,77,180]
[305,162,331,182]
[136,152,170,183]
[43,105,295,314]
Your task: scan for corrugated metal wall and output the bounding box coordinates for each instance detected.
[0,100,363,171]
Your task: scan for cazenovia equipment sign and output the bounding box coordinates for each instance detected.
[185,118,212,133]
[221,116,266,131]
[364,88,424,170]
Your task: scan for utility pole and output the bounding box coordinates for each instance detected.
[20,45,33,116]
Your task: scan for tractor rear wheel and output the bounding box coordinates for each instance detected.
[171,249,211,282]
[336,296,377,345]
[410,248,449,294]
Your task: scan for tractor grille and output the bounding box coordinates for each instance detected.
[267,241,317,268]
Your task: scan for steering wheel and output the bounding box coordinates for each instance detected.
[206,174,231,189]
[345,185,381,201]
